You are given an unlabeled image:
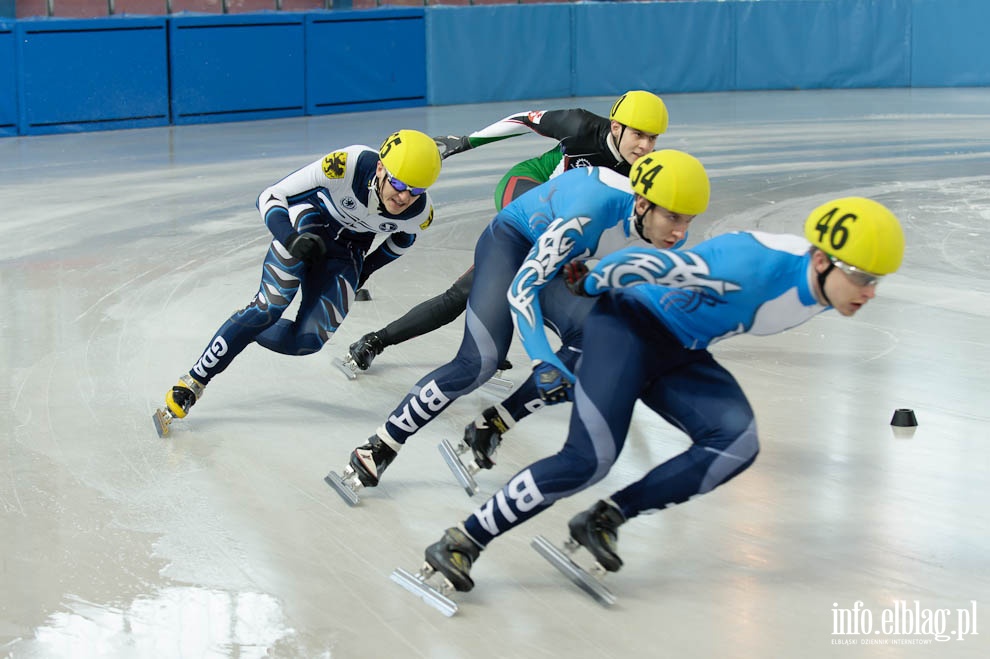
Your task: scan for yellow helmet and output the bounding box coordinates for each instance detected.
[379,129,442,190]
[610,90,669,136]
[629,150,710,215]
[804,197,905,275]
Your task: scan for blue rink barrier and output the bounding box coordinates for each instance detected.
[15,17,168,136]
[2,1,990,137]
[306,8,426,115]
[0,20,14,137]
[169,13,307,125]
[911,0,990,87]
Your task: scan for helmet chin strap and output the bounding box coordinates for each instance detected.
[370,172,386,214]
[633,203,654,245]
[817,261,835,306]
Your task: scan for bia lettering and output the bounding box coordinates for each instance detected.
[388,381,450,433]
[192,337,229,379]
[474,470,545,536]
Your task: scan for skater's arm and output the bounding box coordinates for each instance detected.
[507,215,593,378]
[256,157,331,246]
[434,109,587,158]
[360,231,417,287]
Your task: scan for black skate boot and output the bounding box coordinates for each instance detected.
[567,500,626,572]
[462,406,510,469]
[348,435,398,487]
[424,527,483,592]
[347,332,385,371]
[497,358,512,371]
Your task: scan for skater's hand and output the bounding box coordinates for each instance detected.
[286,232,327,265]
[532,361,574,404]
[563,260,591,296]
[433,135,472,159]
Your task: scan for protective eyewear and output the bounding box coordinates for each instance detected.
[385,169,427,196]
[831,258,882,287]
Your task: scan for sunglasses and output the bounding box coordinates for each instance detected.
[831,258,882,287]
[384,168,427,196]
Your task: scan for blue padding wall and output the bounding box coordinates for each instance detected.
[306,8,426,115]
[912,0,990,87]
[169,13,307,125]
[735,0,911,91]
[573,2,734,96]
[15,17,168,136]
[427,5,572,106]
[0,20,15,137]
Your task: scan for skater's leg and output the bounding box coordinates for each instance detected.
[461,300,653,547]
[346,222,530,486]
[378,268,474,347]
[189,239,306,386]
[256,233,359,355]
[608,355,759,521]
[463,277,595,457]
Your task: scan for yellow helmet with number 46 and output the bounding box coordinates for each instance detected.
[629,150,710,215]
[379,129,442,190]
[804,197,905,275]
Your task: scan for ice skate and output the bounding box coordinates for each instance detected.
[152,374,205,438]
[482,358,514,395]
[324,435,397,506]
[531,500,625,607]
[331,332,384,380]
[390,527,482,616]
[437,406,509,496]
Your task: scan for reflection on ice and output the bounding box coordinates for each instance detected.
[30,588,304,659]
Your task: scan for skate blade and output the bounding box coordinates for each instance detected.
[481,374,513,396]
[390,567,458,617]
[331,357,358,381]
[531,535,616,607]
[438,439,479,496]
[324,470,362,506]
[152,408,174,438]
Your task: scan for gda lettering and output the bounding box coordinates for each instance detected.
[192,337,229,379]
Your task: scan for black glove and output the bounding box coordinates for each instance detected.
[533,361,574,404]
[563,260,591,296]
[285,232,326,265]
[433,135,472,159]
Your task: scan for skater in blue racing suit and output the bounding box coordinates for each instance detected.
[414,196,907,592]
[335,150,711,491]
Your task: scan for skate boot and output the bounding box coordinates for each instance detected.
[464,406,509,470]
[424,527,483,592]
[531,500,623,606]
[438,406,511,496]
[152,374,205,438]
[390,526,483,616]
[332,332,385,380]
[324,434,398,506]
[566,499,626,572]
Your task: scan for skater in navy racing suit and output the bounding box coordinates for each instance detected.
[338,150,711,492]
[415,196,907,592]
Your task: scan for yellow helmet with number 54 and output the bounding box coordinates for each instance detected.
[629,150,710,215]
[379,129,442,190]
[804,197,905,275]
